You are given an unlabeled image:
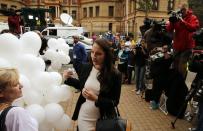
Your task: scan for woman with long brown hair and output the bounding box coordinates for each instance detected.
[63,39,122,131]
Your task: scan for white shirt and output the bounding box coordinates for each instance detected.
[78,66,100,131]
[0,107,38,131]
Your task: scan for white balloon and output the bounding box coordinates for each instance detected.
[0,32,73,129]
[19,74,31,89]
[60,84,72,101]
[44,49,57,60]
[23,88,43,105]
[31,72,53,93]
[64,55,71,64]
[57,38,67,45]
[54,114,72,131]
[48,38,59,50]
[45,85,72,103]
[26,104,45,123]
[0,33,22,59]
[60,44,70,55]
[45,86,63,103]
[46,66,54,72]
[51,61,62,71]
[57,51,70,64]
[17,54,45,78]
[0,57,11,68]
[49,72,62,86]
[44,103,64,123]
[37,57,46,71]
[20,31,42,56]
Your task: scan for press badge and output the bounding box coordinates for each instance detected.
[73,54,77,59]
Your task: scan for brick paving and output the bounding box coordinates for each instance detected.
[60,83,193,131]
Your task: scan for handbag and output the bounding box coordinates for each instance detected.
[96,102,131,131]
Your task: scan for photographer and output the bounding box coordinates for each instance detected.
[188,28,203,131]
[143,20,163,52]
[149,45,173,109]
[134,40,148,94]
[166,3,199,79]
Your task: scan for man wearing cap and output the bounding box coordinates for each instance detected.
[72,35,87,74]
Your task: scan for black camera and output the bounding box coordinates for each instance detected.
[135,44,142,49]
[168,10,182,23]
[153,20,166,32]
[140,18,153,36]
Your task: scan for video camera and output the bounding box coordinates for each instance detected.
[149,20,173,45]
[135,43,142,49]
[152,20,166,32]
[139,18,153,36]
[168,10,182,23]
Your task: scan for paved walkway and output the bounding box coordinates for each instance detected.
[60,83,193,131]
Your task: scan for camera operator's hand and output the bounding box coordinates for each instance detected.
[179,17,184,23]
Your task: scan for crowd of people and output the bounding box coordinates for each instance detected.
[1,2,203,131]
[63,3,202,131]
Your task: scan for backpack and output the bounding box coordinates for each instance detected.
[0,106,14,131]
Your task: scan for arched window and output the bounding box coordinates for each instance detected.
[152,0,159,10]
[168,0,175,11]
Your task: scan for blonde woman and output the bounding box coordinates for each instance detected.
[0,68,38,131]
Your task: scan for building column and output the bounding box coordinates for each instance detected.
[125,0,129,36]
[57,6,60,18]
[56,6,58,18]
[45,6,49,21]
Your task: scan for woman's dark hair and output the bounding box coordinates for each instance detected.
[90,39,115,90]
[125,36,130,41]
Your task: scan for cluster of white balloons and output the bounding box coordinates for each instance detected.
[43,37,70,71]
[0,32,72,131]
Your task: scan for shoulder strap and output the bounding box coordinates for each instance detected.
[0,106,14,131]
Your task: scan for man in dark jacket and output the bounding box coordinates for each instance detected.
[166,3,199,79]
[72,35,87,75]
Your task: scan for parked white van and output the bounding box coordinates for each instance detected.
[41,26,84,38]
[41,26,93,45]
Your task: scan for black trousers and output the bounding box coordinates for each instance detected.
[152,75,169,104]
[127,66,135,84]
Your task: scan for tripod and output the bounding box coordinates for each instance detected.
[171,76,201,129]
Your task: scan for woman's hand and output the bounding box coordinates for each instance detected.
[82,88,98,101]
[63,70,74,79]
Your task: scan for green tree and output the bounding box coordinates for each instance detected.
[188,0,203,27]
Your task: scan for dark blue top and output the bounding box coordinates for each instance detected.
[73,42,87,63]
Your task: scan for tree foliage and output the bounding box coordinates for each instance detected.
[137,0,153,17]
[138,0,152,10]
